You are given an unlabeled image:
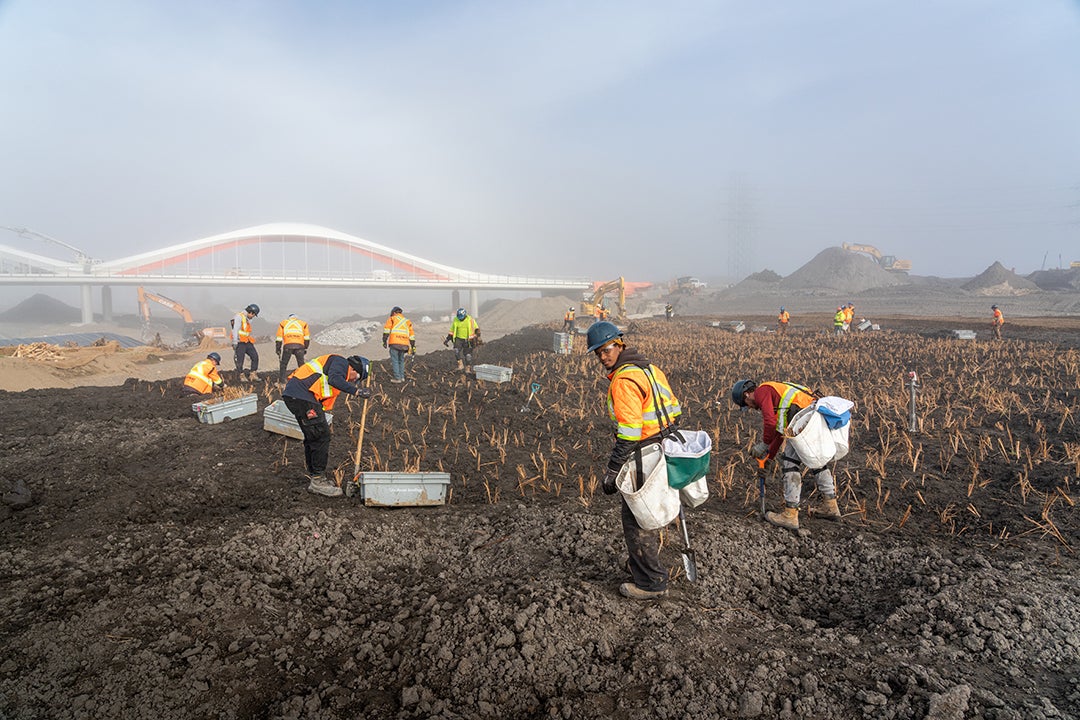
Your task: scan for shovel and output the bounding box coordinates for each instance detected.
[757,458,767,519]
[678,506,698,582]
[519,382,542,412]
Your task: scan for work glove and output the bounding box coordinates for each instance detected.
[275,342,282,356]
[602,470,619,495]
[355,387,373,399]
[751,442,769,459]
[443,335,452,347]
[304,341,310,349]
[409,342,416,355]
[382,337,388,349]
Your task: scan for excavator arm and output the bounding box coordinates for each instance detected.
[137,286,195,323]
[581,277,626,322]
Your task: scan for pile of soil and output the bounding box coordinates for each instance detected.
[480,295,579,332]
[781,247,909,294]
[0,293,82,323]
[1,320,1077,719]
[963,261,1039,295]
[1028,267,1080,292]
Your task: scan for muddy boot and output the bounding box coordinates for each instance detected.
[766,505,799,530]
[818,496,841,521]
[456,359,464,371]
[307,474,342,498]
[619,583,667,600]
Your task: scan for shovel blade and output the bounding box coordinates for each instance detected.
[681,550,698,583]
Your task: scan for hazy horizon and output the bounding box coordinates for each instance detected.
[1,1,1077,282]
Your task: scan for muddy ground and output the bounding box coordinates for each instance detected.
[1,320,1078,719]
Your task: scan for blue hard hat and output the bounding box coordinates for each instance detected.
[347,355,369,380]
[207,352,221,363]
[456,308,467,320]
[780,306,785,311]
[586,321,623,353]
[731,379,756,407]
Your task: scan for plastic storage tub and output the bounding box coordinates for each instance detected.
[473,364,513,383]
[192,394,258,424]
[354,472,451,506]
[263,399,333,439]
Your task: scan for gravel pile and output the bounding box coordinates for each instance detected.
[781,247,908,294]
[314,320,381,347]
[963,262,1039,294]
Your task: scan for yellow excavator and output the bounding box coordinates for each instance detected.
[137,287,227,344]
[580,277,627,322]
[841,243,912,273]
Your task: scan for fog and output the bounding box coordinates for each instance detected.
[1,0,1077,287]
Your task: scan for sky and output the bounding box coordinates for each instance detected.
[1,0,1078,287]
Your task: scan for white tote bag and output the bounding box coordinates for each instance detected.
[785,406,836,469]
[615,443,682,530]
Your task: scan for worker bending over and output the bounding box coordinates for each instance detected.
[183,352,224,396]
[276,313,310,382]
[282,354,372,498]
[731,379,840,530]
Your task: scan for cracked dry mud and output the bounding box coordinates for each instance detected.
[1,321,1078,719]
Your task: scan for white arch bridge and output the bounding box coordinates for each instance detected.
[0,223,591,323]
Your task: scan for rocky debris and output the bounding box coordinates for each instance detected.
[963,261,1039,294]
[313,320,380,347]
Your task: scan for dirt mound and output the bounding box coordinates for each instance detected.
[1028,267,1080,292]
[0,293,82,323]
[745,268,783,283]
[780,247,908,294]
[963,261,1040,295]
[480,295,578,331]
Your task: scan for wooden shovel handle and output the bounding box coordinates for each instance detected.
[345,367,374,486]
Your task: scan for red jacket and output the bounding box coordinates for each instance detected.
[752,382,814,459]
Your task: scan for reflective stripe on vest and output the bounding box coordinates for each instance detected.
[762,381,815,433]
[237,314,253,342]
[293,355,338,409]
[386,315,412,344]
[607,364,682,441]
[184,360,219,393]
[278,317,307,344]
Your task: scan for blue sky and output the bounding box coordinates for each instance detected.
[1,0,1077,282]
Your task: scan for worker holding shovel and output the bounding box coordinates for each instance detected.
[282,354,373,498]
[589,321,684,600]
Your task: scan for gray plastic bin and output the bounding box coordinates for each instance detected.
[356,472,451,507]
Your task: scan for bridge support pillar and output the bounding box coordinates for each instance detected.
[80,285,94,324]
[469,289,479,319]
[101,286,113,323]
[451,290,460,315]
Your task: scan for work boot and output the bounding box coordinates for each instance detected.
[818,497,841,521]
[619,583,668,600]
[456,360,464,370]
[766,506,800,530]
[307,474,342,498]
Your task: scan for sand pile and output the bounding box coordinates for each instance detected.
[963,261,1039,295]
[480,295,578,331]
[780,247,907,294]
[0,293,82,323]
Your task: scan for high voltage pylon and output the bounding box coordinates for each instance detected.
[724,179,754,282]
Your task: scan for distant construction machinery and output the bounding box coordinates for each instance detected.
[841,243,912,273]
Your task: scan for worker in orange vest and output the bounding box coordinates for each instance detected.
[276,313,311,382]
[282,354,373,497]
[183,352,224,396]
[731,379,841,530]
[563,307,576,332]
[382,306,416,383]
[231,303,260,381]
[777,306,790,335]
[991,305,1004,339]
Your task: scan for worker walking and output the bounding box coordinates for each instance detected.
[590,321,683,600]
[231,303,260,381]
[563,307,576,332]
[282,354,373,498]
[833,306,846,337]
[382,306,416,383]
[276,313,310,383]
[182,352,224,396]
[730,379,841,530]
[777,306,790,335]
[444,307,480,372]
[991,304,1004,340]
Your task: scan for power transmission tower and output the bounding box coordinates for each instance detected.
[724,179,754,282]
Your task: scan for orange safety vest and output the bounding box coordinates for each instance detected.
[290,354,344,411]
[383,313,415,346]
[277,316,309,345]
[564,310,575,322]
[761,381,815,433]
[607,363,682,441]
[235,313,254,344]
[843,307,854,323]
[993,309,1004,325]
[184,359,222,394]
[778,311,790,324]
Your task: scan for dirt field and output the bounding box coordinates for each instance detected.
[1,318,1078,719]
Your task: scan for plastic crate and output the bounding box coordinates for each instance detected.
[729,321,746,333]
[192,394,258,424]
[953,330,977,340]
[473,364,513,383]
[355,472,451,507]
[553,332,573,354]
[263,399,333,439]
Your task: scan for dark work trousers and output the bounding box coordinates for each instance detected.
[279,344,306,382]
[283,397,330,476]
[562,320,574,332]
[234,342,259,375]
[452,338,474,367]
[621,498,668,592]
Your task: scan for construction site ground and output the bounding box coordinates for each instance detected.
[1,311,1078,720]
